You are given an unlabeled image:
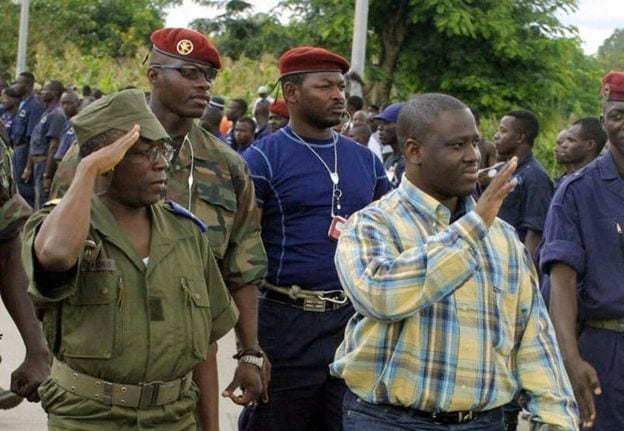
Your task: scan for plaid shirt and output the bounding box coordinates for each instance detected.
[331,179,578,430]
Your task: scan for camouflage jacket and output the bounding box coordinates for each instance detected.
[49,124,267,290]
[0,135,32,241]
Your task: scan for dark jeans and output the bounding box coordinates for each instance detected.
[238,297,354,431]
[343,391,504,431]
[11,144,34,207]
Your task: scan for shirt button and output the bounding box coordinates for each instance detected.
[100,288,108,295]
[194,293,201,300]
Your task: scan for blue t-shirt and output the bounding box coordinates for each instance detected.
[29,106,65,157]
[54,121,76,161]
[244,127,391,291]
[540,152,624,320]
[498,153,553,241]
[10,94,44,147]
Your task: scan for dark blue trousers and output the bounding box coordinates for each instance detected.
[343,391,504,431]
[578,326,624,431]
[11,144,35,207]
[239,297,353,431]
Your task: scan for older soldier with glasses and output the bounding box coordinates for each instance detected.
[22,89,238,430]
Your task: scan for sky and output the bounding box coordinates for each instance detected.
[165,0,623,55]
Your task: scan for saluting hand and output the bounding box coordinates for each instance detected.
[81,125,140,176]
[474,157,518,226]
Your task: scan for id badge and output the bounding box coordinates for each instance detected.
[328,215,347,241]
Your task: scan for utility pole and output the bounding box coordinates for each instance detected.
[16,0,30,78]
[350,0,369,98]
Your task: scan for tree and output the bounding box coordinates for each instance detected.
[190,1,296,60]
[597,28,624,71]
[0,0,180,76]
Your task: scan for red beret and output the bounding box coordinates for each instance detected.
[279,46,349,78]
[150,28,222,69]
[601,71,624,101]
[269,100,289,118]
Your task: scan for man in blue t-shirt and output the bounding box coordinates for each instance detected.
[241,47,390,431]
[26,80,66,209]
[493,109,553,259]
[10,72,44,207]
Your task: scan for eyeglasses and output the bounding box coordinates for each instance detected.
[130,143,175,164]
[150,64,218,82]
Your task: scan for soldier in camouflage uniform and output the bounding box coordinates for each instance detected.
[49,28,268,429]
[23,89,239,430]
[0,123,50,409]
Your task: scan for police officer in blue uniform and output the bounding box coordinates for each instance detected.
[540,71,624,430]
[10,72,44,207]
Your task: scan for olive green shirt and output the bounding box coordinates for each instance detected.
[22,195,238,384]
[49,124,267,291]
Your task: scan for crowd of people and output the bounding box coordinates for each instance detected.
[0,25,623,431]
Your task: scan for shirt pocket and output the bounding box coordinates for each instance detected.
[195,182,237,260]
[181,277,212,359]
[61,272,119,359]
[490,285,515,357]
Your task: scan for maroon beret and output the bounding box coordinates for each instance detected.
[269,99,289,118]
[279,46,350,78]
[150,28,222,69]
[601,71,624,101]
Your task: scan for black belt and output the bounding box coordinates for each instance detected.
[387,403,497,425]
[261,289,350,313]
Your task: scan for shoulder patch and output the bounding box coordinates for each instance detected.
[165,200,207,232]
[42,198,61,207]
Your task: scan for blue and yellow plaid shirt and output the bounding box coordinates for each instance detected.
[331,179,578,430]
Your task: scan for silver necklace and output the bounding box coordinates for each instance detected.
[289,129,343,215]
[290,129,339,185]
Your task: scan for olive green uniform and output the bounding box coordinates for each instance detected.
[0,135,32,240]
[50,124,267,290]
[22,195,239,430]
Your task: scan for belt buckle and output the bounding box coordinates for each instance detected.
[303,296,326,312]
[139,381,162,409]
[617,321,624,332]
[458,411,474,423]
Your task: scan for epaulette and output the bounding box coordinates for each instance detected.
[165,200,207,232]
[42,198,61,207]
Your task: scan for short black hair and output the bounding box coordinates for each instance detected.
[572,117,607,154]
[46,80,65,99]
[503,109,539,146]
[397,93,467,147]
[79,129,125,159]
[280,73,305,91]
[231,98,248,115]
[347,95,364,111]
[18,71,35,85]
[237,116,256,131]
[3,87,19,98]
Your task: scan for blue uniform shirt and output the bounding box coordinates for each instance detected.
[498,153,553,241]
[9,94,44,147]
[540,151,624,320]
[244,127,391,291]
[29,106,65,156]
[54,121,76,161]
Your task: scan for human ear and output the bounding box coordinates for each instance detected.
[404,138,423,166]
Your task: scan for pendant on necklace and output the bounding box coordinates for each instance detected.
[330,172,339,185]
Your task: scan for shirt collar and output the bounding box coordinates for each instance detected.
[398,177,474,224]
[599,150,623,180]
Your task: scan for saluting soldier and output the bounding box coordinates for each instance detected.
[49,28,268,429]
[22,89,238,430]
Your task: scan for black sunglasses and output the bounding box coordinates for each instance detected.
[151,64,218,82]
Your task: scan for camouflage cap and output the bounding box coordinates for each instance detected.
[71,89,169,146]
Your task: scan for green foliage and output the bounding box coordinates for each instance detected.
[0,0,179,77]
[597,28,624,71]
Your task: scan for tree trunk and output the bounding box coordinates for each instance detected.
[368,0,411,105]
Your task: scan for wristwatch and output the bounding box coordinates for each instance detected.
[239,354,264,370]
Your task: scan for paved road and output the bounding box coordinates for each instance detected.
[0,300,242,430]
[1,301,531,430]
